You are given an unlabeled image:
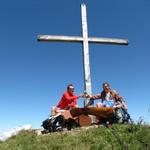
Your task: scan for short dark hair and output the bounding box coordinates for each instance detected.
[102,82,110,87]
[67,84,74,90]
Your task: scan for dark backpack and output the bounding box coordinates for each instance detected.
[114,108,133,124]
[42,115,64,132]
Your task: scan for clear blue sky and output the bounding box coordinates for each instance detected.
[0,0,150,130]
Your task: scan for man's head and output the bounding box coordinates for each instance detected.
[67,84,75,93]
[102,82,110,92]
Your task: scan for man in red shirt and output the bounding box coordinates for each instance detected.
[51,84,83,116]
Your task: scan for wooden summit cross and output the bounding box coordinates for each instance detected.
[37,3,128,107]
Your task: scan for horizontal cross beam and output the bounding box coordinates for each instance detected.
[37,35,128,45]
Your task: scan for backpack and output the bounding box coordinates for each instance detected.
[42,115,64,132]
[114,108,132,124]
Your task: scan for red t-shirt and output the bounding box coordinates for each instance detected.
[57,91,79,109]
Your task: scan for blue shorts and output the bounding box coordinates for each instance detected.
[102,100,114,108]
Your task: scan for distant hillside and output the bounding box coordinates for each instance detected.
[0,124,150,150]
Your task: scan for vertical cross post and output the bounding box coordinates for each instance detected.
[81,3,92,106]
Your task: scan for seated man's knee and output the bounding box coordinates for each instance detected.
[51,106,58,116]
[51,106,67,116]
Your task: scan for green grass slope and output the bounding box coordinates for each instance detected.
[0,124,150,150]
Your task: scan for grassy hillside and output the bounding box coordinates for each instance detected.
[0,124,150,150]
